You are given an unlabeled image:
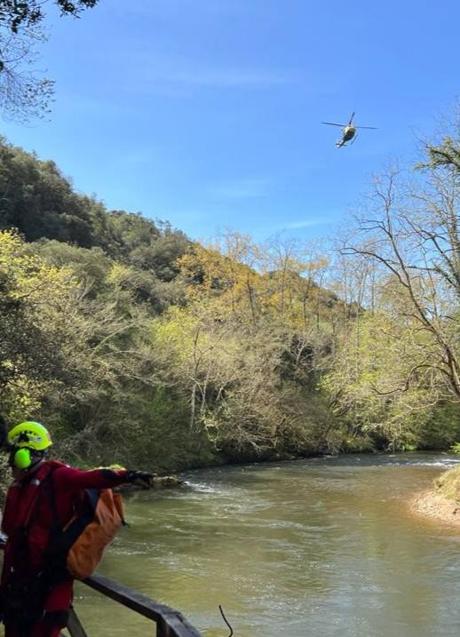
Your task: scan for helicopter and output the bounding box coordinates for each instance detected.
[322,112,377,147]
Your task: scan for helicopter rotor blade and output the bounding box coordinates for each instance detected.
[355,126,377,129]
[322,121,346,127]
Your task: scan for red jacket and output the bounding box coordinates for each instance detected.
[1,460,129,584]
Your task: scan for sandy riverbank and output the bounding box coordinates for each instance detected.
[410,489,460,527]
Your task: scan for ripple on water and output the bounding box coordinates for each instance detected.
[183,480,222,493]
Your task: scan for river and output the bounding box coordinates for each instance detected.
[73,453,460,637]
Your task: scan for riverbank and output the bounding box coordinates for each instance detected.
[410,490,460,527]
[410,464,460,527]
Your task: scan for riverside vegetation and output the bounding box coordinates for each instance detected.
[1,128,460,478]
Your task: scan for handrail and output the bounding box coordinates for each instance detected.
[0,542,202,637]
[74,572,203,637]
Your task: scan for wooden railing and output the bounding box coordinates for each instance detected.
[66,572,203,637]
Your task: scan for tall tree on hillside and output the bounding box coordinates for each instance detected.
[331,136,460,435]
[0,141,97,242]
[167,233,338,457]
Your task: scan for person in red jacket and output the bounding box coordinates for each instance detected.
[0,421,153,637]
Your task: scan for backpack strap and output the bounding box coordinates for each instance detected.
[43,477,97,577]
[40,470,76,580]
[22,463,59,530]
[9,464,61,579]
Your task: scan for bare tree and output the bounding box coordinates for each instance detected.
[0,1,99,34]
[0,0,99,120]
[0,27,53,119]
[344,162,460,401]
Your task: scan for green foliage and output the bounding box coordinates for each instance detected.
[153,267,339,461]
[0,230,80,414]
[0,229,173,469]
[420,403,460,450]
[421,137,460,172]
[34,240,113,298]
[0,140,190,309]
[111,387,217,472]
[57,386,217,473]
[2,132,460,474]
[0,140,195,472]
[321,128,460,451]
[0,143,95,244]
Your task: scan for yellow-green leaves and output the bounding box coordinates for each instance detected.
[0,230,79,416]
[0,230,75,304]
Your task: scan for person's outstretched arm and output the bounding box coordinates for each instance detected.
[53,464,153,493]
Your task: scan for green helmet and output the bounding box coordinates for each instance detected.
[7,421,52,451]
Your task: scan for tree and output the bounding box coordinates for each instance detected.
[0,229,81,418]
[321,308,444,449]
[344,166,460,401]
[324,133,460,448]
[0,141,96,243]
[424,136,460,172]
[0,0,99,120]
[164,232,340,457]
[0,29,54,120]
[0,1,99,34]
[153,302,329,459]
[0,230,177,467]
[0,140,191,296]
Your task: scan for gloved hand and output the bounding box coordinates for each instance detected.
[125,470,154,489]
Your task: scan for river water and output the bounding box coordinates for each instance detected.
[72,453,460,637]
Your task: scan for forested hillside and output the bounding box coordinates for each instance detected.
[1,135,460,472]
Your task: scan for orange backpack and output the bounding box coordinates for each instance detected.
[64,488,125,579]
[48,485,126,580]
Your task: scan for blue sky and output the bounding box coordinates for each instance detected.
[2,0,459,242]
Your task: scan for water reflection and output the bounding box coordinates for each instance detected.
[72,454,460,637]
